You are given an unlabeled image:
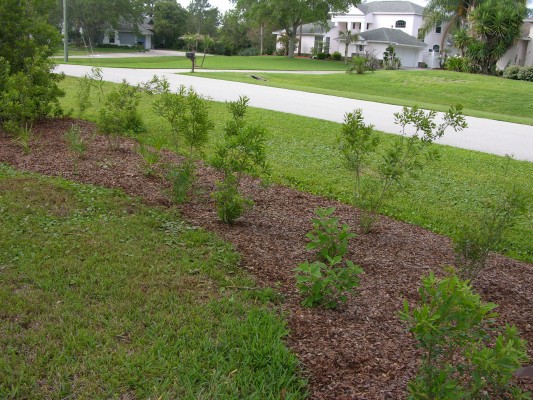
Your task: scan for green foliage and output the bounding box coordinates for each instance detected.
[401,272,530,399]
[97,80,145,149]
[152,0,189,49]
[503,65,523,80]
[211,96,268,223]
[166,162,195,204]
[383,45,401,70]
[444,55,475,73]
[74,67,104,118]
[332,51,342,61]
[339,106,467,232]
[136,142,162,177]
[0,55,64,134]
[305,207,355,261]
[516,66,533,82]
[466,0,528,74]
[65,124,88,175]
[149,77,213,203]
[295,256,363,309]
[454,185,528,282]
[347,55,372,74]
[213,176,253,224]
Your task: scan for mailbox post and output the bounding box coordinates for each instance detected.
[185,52,196,73]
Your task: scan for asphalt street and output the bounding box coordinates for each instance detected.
[56,64,533,162]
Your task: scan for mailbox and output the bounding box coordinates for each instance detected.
[186,52,196,60]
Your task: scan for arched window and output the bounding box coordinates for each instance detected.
[395,20,406,28]
[433,44,440,53]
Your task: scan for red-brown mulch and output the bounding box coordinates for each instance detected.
[1,118,532,399]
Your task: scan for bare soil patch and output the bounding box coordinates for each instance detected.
[1,119,532,399]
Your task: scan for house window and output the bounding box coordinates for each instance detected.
[324,37,330,53]
[395,20,406,28]
[436,26,442,34]
[358,45,364,52]
[109,33,115,44]
[314,36,323,53]
[433,44,440,53]
[366,23,371,30]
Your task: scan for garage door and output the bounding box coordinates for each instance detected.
[394,47,418,68]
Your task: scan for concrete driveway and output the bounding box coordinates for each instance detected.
[56,64,533,162]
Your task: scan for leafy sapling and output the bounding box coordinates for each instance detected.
[211,96,269,223]
[137,141,162,177]
[75,67,104,118]
[339,106,467,233]
[149,77,214,203]
[401,272,530,399]
[306,207,356,261]
[97,80,145,150]
[454,183,528,282]
[65,124,88,175]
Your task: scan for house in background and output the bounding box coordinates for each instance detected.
[98,17,154,50]
[497,17,533,69]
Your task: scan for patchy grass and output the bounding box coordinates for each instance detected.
[53,46,147,56]
[0,164,307,399]
[59,77,533,262]
[191,69,533,125]
[58,55,348,71]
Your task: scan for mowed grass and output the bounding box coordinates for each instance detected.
[192,69,533,125]
[59,55,348,70]
[0,165,307,399]
[53,46,146,56]
[58,77,533,262]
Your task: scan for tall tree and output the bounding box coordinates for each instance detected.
[237,0,355,57]
[232,0,273,54]
[187,0,220,36]
[152,0,189,48]
[466,0,528,73]
[338,30,359,64]
[218,10,253,54]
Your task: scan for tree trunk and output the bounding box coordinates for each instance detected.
[298,24,302,56]
[260,23,264,55]
[288,33,295,57]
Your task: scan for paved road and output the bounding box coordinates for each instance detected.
[56,64,533,162]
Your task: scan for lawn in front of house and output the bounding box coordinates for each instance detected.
[59,55,348,70]
[54,45,146,56]
[191,69,533,125]
[0,165,306,399]
[57,77,533,262]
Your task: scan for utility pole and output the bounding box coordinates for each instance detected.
[63,0,68,62]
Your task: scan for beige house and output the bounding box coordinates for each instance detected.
[497,18,533,69]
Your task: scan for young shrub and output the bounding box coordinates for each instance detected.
[454,185,528,282]
[517,66,533,82]
[383,45,401,70]
[295,256,363,309]
[211,96,269,224]
[401,272,530,399]
[97,80,145,150]
[305,207,356,261]
[65,124,88,175]
[346,55,369,75]
[332,51,342,61]
[339,106,467,233]
[75,67,104,118]
[149,77,214,203]
[136,142,162,177]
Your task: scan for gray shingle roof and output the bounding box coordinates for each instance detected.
[359,27,427,47]
[357,1,425,15]
[300,22,335,35]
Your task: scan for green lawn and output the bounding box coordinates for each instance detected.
[59,55,348,70]
[191,70,533,125]
[54,46,146,56]
[0,164,307,399]
[58,77,533,263]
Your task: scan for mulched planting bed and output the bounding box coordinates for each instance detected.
[1,118,532,399]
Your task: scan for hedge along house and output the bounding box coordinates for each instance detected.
[99,17,154,50]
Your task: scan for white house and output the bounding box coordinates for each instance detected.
[497,18,533,69]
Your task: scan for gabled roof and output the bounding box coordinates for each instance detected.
[357,1,425,15]
[300,22,335,35]
[359,27,427,47]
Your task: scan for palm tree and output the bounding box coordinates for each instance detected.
[338,30,359,64]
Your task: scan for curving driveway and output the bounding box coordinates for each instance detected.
[56,64,533,162]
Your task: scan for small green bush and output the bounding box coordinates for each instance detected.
[503,64,522,79]
[401,272,530,399]
[65,124,88,175]
[517,65,533,82]
[316,53,327,60]
[238,47,260,56]
[305,207,355,261]
[213,177,253,224]
[295,257,363,309]
[332,51,342,61]
[166,162,195,204]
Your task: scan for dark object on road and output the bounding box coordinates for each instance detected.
[250,75,267,81]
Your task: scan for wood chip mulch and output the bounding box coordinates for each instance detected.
[1,118,532,399]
